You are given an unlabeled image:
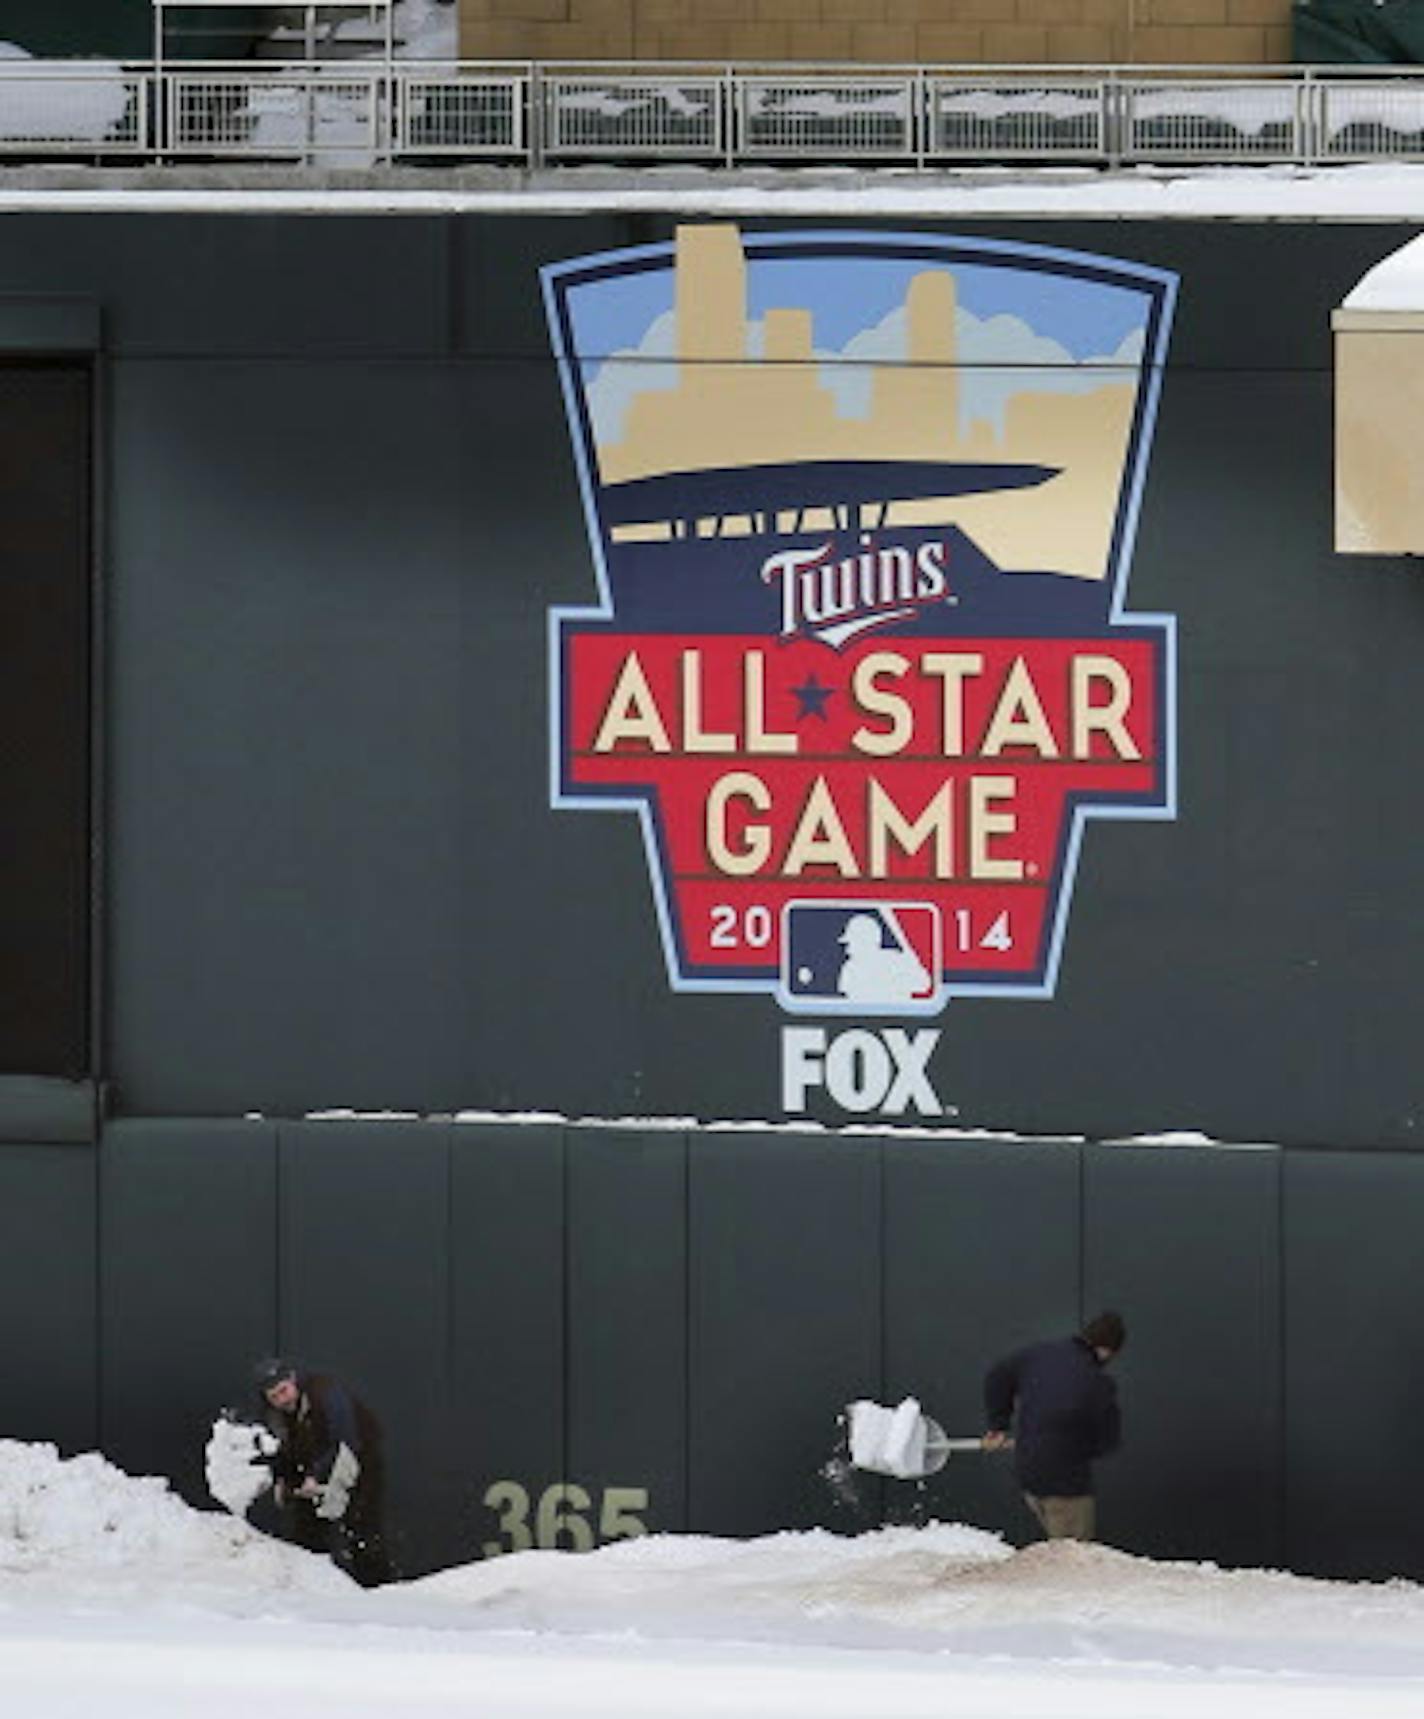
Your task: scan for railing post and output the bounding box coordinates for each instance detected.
[530,61,544,170]
[380,64,394,166]
[1106,65,1122,167]
[914,67,926,169]
[1303,65,1317,167]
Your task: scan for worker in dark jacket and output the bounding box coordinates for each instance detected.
[981,1310,1125,1543]
[255,1357,393,1588]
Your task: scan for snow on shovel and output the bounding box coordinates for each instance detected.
[845,1397,983,1480]
[822,1395,1003,1520]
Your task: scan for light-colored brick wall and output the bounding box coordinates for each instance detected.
[457,0,1295,63]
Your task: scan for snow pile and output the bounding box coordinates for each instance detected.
[1343,231,1424,313]
[0,1440,347,1601]
[384,0,458,61]
[4,1438,1424,1714]
[203,1416,279,1517]
[409,1524,1424,1678]
[0,45,132,142]
[268,0,458,61]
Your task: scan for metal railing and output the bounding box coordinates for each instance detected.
[3,59,1424,169]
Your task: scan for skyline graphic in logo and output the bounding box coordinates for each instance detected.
[544,225,1178,1013]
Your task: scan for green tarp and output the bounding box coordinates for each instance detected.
[1295,0,1424,63]
[4,1,265,60]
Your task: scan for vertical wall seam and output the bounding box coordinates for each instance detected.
[877,1137,887,1404]
[1077,1141,1087,1325]
[444,213,461,359]
[273,1121,284,1353]
[681,1128,691,1534]
[88,355,105,1090]
[92,1135,104,1454]
[877,1136,888,1530]
[1277,1148,1288,1570]
[445,1122,455,1487]
[560,1124,570,1489]
[683,1130,694,1532]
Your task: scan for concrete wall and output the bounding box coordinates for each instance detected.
[0,214,1419,1141]
[0,212,1411,1145]
[1,208,1421,1580]
[456,0,1295,66]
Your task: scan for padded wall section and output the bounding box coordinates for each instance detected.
[452,1122,567,1567]
[100,1120,277,1500]
[1283,1150,1424,1580]
[0,1143,96,1451]
[687,1133,881,1534]
[883,1139,1081,1541]
[1083,1143,1282,1566]
[58,1117,1424,1582]
[277,1121,451,1577]
[566,1127,688,1537]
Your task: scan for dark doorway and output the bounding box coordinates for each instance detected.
[0,364,92,1077]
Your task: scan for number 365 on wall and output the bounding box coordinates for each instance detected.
[481,1481,649,1556]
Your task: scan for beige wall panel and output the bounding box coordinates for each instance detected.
[947,0,1021,20]
[644,20,733,53]
[1047,23,1119,59]
[460,0,1284,59]
[1228,0,1291,22]
[915,22,992,57]
[488,0,570,21]
[696,0,759,20]
[785,21,858,55]
[1130,22,1266,58]
[851,23,921,57]
[756,0,823,20]
[725,21,795,54]
[981,21,1051,56]
[1336,326,1424,556]
[1141,0,1228,22]
[1018,0,1087,22]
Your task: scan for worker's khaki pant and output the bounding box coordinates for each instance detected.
[1025,1493,1096,1542]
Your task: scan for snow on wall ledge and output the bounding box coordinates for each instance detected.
[297,1107,1245,1148]
[8,162,1424,220]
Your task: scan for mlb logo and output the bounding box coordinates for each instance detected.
[780,902,943,1015]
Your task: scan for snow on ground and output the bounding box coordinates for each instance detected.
[5,1440,1424,1716]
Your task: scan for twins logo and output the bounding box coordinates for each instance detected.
[544,225,1178,1090]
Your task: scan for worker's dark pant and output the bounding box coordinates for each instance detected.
[277,1479,394,1588]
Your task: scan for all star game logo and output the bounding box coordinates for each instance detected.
[544,227,1177,1116]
